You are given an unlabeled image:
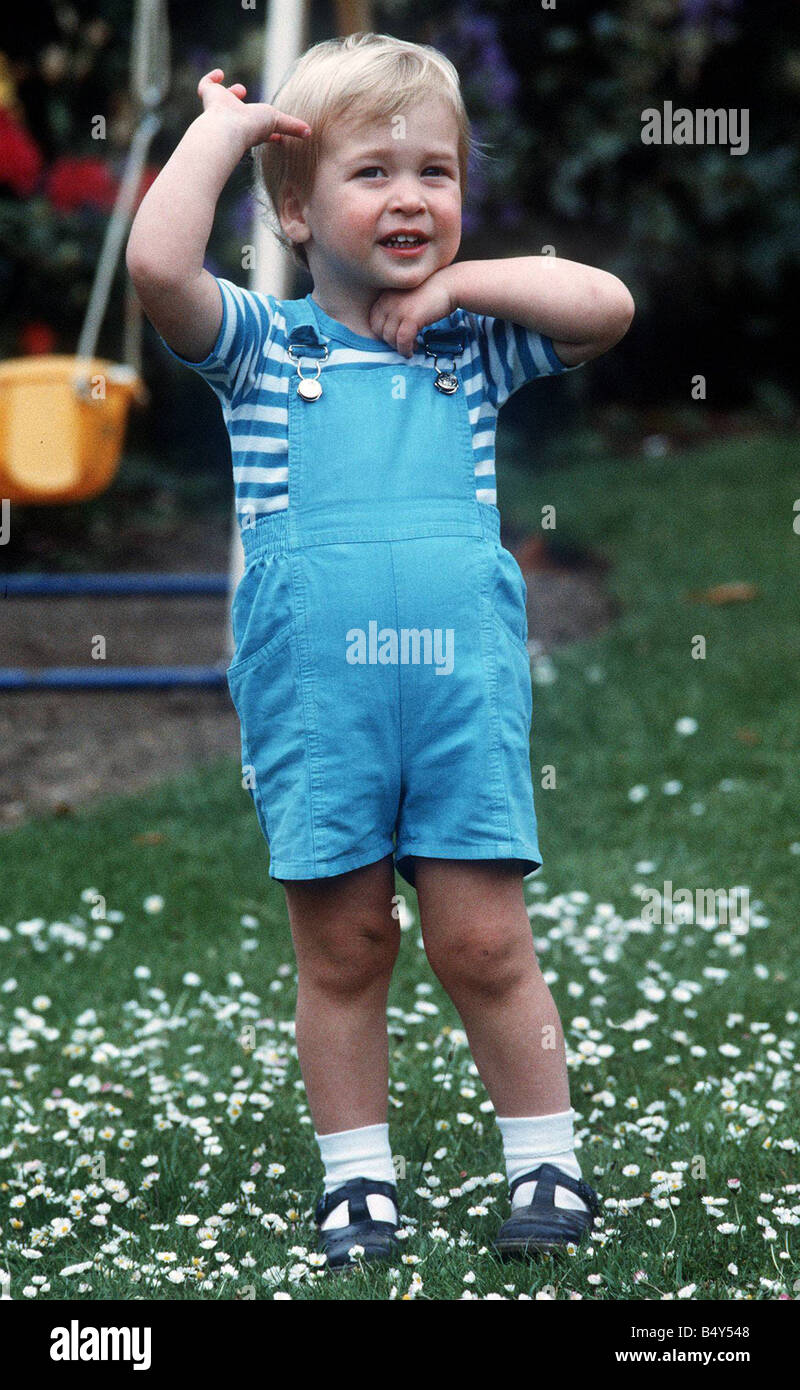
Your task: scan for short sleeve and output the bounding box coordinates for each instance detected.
[458,308,583,411]
[158,276,278,412]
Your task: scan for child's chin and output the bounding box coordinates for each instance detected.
[379,257,436,281]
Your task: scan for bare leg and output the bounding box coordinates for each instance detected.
[282,853,400,1134]
[414,859,571,1116]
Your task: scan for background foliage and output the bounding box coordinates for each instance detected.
[0,0,798,481]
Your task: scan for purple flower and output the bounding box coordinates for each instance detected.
[432,4,519,107]
[482,43,519,103]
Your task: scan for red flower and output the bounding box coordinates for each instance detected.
[45,156,119,213]
[19,321,57,355]
[0,108,43,196]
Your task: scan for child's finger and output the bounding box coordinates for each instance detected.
[197,68,224,97]
[266,128,310,145]
[272,111,312,137]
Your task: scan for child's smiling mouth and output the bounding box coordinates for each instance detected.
[377,230,430,257]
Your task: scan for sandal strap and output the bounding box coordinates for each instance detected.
[316,1176,398,1226]
[509,1162,600,1217]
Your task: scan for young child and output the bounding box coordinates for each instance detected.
[126,32,633,1271]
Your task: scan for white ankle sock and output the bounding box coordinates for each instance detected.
[496,1108,590,1213]
[314,1122,398,1230]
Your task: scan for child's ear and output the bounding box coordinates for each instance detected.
[280,188,311,253]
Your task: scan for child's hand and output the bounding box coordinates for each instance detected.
[197,69,311,150]
[369,271,456,358]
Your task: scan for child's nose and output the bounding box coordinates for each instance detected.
[387,179,426,208]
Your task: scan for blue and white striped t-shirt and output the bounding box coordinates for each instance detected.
[159,277,579,529]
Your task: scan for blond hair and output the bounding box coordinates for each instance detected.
[253,30,487,272]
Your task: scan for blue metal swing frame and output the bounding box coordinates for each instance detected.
[0,573,230,690]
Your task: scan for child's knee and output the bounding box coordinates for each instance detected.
[298,918,400,996]
[426,926,530,999]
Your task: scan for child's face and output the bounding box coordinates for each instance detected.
[285,97,462,293]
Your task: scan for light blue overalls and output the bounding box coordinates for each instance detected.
[225,294,541,890]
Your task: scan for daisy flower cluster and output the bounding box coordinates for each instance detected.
[0,864,797,1301]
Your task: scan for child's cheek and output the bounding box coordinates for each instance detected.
[348,209,381,252]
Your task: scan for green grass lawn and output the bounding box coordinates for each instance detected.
[2,431,798,1301]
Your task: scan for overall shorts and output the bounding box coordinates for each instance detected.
[225,296,542,891]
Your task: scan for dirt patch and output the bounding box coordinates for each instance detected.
[505,522,618,651]
[1,518,615,830]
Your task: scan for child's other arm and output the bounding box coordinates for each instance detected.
[126,69,310,363]
[439,256,635,366]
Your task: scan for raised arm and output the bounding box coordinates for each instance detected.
[438,256,635,367]
[125,69,310,363]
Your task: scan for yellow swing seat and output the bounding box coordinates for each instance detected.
[0,354,143,504]
[0,0,168,508]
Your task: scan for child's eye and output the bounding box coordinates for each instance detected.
[355,166,453,179]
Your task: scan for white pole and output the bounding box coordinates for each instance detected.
[226,0,310,660]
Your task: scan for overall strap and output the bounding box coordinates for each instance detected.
[282,295,330,358]
[282,295,468,359]
[419,319,468,394]
[419,322,468,357]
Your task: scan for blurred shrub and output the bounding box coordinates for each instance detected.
[389,0,800,407]
[0,0,797,437]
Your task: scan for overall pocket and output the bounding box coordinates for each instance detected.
[227,551,295,678]
[226,622,309,857]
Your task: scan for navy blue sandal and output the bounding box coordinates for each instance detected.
[492,1162,601,1257]
[315,1177,400,1271]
